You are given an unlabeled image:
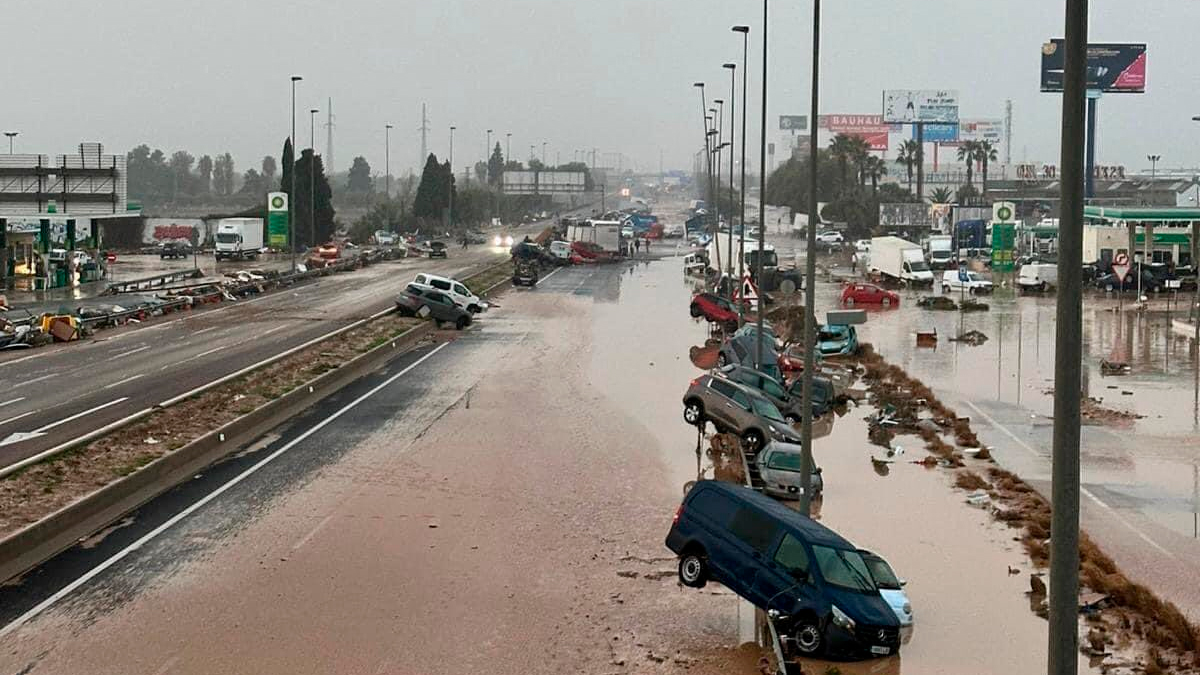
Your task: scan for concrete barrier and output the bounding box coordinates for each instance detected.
[0,320,435,584]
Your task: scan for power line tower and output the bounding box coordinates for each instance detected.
[418,103,430,170]
[325,97,335,174]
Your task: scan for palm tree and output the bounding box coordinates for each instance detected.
[864,156,887,194]
[828,134,854,196]
[929,187,954,204]
[974,140,999,201]
[844,136,871,192]
[957,140,979,191]
[894,140,919,192]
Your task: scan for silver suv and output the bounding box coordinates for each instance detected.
[682,374,802,452]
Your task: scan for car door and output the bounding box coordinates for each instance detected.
[725,505,783,606]
[707,378,741,428]
[731,340,749,366]
[453,283,472,306]
[752,532,819,612]
[426,291,456,321]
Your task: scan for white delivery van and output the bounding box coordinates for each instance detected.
[413,273,487,313]
[214,218,264,261]
[1017,263,1058,292]
[869,236,934,286]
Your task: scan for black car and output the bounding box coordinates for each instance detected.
[395,283,472,330]
[428,241,448,258]
[667,481,901,658]
[160,242,189,259]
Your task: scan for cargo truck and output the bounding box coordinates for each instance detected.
[214,218,264,261]
[926,235,955,270]
[867,236,934,286]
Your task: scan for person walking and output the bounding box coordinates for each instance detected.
[634,238,641,255]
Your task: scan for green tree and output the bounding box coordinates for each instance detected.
[957,140,980,191]
[413,154,451,223]
[126,144,173,204]
[169,150,195,198]
[262,155,277,186]
[929,187,955,204]
[473,161,487,184]
[349,199,409,243]
[974,140,999,201]
[347,156,373,193]
[828,134,855,196]
[293,149,336,246]
[894,140,919,192]
[197,155,213,194]
[212,153,235,196]
[956,183,980,205]
[279,138,294,199]
[487,143,505,186]
[864,155,887,194]
[240,168,263,196]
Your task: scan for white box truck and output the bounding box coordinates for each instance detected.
[589,220,622,254]
[926,235,954,270]
[214,218,264,261]
[868,236,934,286]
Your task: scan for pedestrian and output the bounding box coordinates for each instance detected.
[635,238,641,254]
[851,252,858,273]
[645,238,651,253]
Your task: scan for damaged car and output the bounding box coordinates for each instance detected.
[682,374,801,451]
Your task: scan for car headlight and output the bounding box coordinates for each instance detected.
[504,235,514,246]
[831,604,855,633]
[902,602,912,616]
[493,235,502,246]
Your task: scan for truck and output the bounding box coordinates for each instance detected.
[706,238,803,294]
[588,220,622,254]
[867,236,934,286]
[926,235,954,270]
[214,218,264,261]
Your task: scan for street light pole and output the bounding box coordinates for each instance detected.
[755,0,768,373]
[290,75,302,272]
[542,142,547,164]
[799,0,821,517]
[506,133,512,166]
[449,126,456,228]
[310,108,319,248]
[1049,0,1088,672]
[2,132,16,154]
[694,82,714,233]
[733,26,750,328]
[1147,154,1161,180]
[724,64,737,293]
[385,124,393,199]
[713,99,724,262]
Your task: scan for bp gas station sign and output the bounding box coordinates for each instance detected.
[267,192,289,248]
[991,201,1017,272]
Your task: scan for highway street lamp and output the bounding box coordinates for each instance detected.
[723,62,737,289]
[385,124,393,199]
[733,25,750,327]
[310,108,319,248]
[506,132,512,165]
[754,0,767,393]
[3,132,16,154]
[797,0,822,518]
[542,142,548,164]
[1148,154,1161,180]
[694,82,712,222]
[450,126,457,227]
[289,75,302,272]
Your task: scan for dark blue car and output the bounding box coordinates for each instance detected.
[666,481,901,658]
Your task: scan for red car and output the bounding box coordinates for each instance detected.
[690,292,739,326]
[841,282,899,307]
[777,343,808,373]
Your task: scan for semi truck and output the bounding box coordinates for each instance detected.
[214,218,264,261]
[867,236,934,286]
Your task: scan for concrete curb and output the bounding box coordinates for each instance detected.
[0,320,436,584]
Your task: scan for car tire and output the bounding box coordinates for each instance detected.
[468,304,480,314]
[455,316,468,330]
[690,303,703,318]
[683,400,705,426]
[780,279,797,295]
[844,297,855,307]
[717,353,728,367]
[793,620,823,656]
[1040,282,1048,293]
[881,297,892,307]
[678,552,709,588]
[1105,283,1114,292]
[742,430,764,453]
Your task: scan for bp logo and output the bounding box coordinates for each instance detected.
[271,195,285,209]
[995,205,1013,221]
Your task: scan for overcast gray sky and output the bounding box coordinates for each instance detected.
[2,0,1194,178]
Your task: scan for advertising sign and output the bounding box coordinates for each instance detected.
[779,115,808,131]
[267,192,289,248]
[991,222,1017,272]
[882,90,959,123]
[1040,40,1147,93]
[819,114,890,151]
[960,119,1005,143]
[921,123,959,143]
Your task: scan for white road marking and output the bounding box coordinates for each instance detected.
[0,431,45,446]
[34,397,130,433]
[538,266,565,286]
[111,345,151,359]
[0,398,26,409]
[164,345,227,370]
[963,400,1175,559]
[24,373,56,385]
[261,325,288,336]
[191,326,218,336]
[104,374,146,390]
[290,514,336,551]
[0,341,450,638]
[0,352,49,366]
[0,410,38,427]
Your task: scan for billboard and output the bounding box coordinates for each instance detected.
[1040,40,1146,93]
[921,123,959,143]
[882,90,959,123]
[779,115,808,131]
[959,119,1005,143]
[501,170,587,194]
[819,114,889,151]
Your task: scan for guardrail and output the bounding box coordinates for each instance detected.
[105,269,204,294]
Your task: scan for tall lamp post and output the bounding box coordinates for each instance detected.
[385,124,393,199]
[754,0,767,375]
[542,142,548,164]
[723,62,737,299]
[506,132,512,165]
[1147,154,1161,180]
[3,132,16,154]
[310,108,319,248]
[449,126,457,228]
[289,75,302,272]
[713,99,724,252]
[733,25,750,327]
[694,82,712,227]
[798,0,821,517]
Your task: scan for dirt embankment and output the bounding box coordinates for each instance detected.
[0,314,421,538]
[855,343,1200,674]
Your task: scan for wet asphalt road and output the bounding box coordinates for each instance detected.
[0,246,513,471]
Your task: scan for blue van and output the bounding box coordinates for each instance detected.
[665,480,901,658]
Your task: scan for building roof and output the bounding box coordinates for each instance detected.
[1084,206,1200,222]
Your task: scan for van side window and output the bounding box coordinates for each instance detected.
[688,487,737,526]
[763,378,786,400]
[774,533,810,578]
[728,507,778,554]
[432,279,451,291]
[454,284,469,296]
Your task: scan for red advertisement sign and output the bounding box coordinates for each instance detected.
[819,114,890,151]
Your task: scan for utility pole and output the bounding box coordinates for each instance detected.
[799,0,821,517]
[1049,0,1087,672]
[385,124,393,199]
[419,103,430,168]
[325,98,335,177]
[506,133,512,165]
[289,75,302,272]
[754,0,767,373]
[1148,154,1161,180]
[449,125,456,228]
[310,107,319,249]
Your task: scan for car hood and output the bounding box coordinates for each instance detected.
[878,588,913,625]
[822,586,900,628]
[767,419,802,443]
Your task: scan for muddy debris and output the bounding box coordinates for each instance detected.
[960,298,990,312]
[1081,397,1145,426]
[707,433,747,484]
[1100,359,1132,376]
[916,295,957,311]
[950,329,989,345]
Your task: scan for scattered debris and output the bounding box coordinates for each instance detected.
[1100,359,1132,376]
[960,298,990,312]
[915,328,938,347]
[916,295,957,311]
[965,489,991,507]
[949,329,989,345]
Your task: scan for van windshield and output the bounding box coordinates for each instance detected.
[907,259,930,272]
[812,545,877,593]
[745,250,778,269]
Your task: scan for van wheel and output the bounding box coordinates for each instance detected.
[794,620,823,655]
[455,316,468,330]
[780,279,797,295]
[683,400,705,426]
[742,430,764,453]
[678,552,709,588]
[1040,282,1048,293]
[468,304,480,314]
